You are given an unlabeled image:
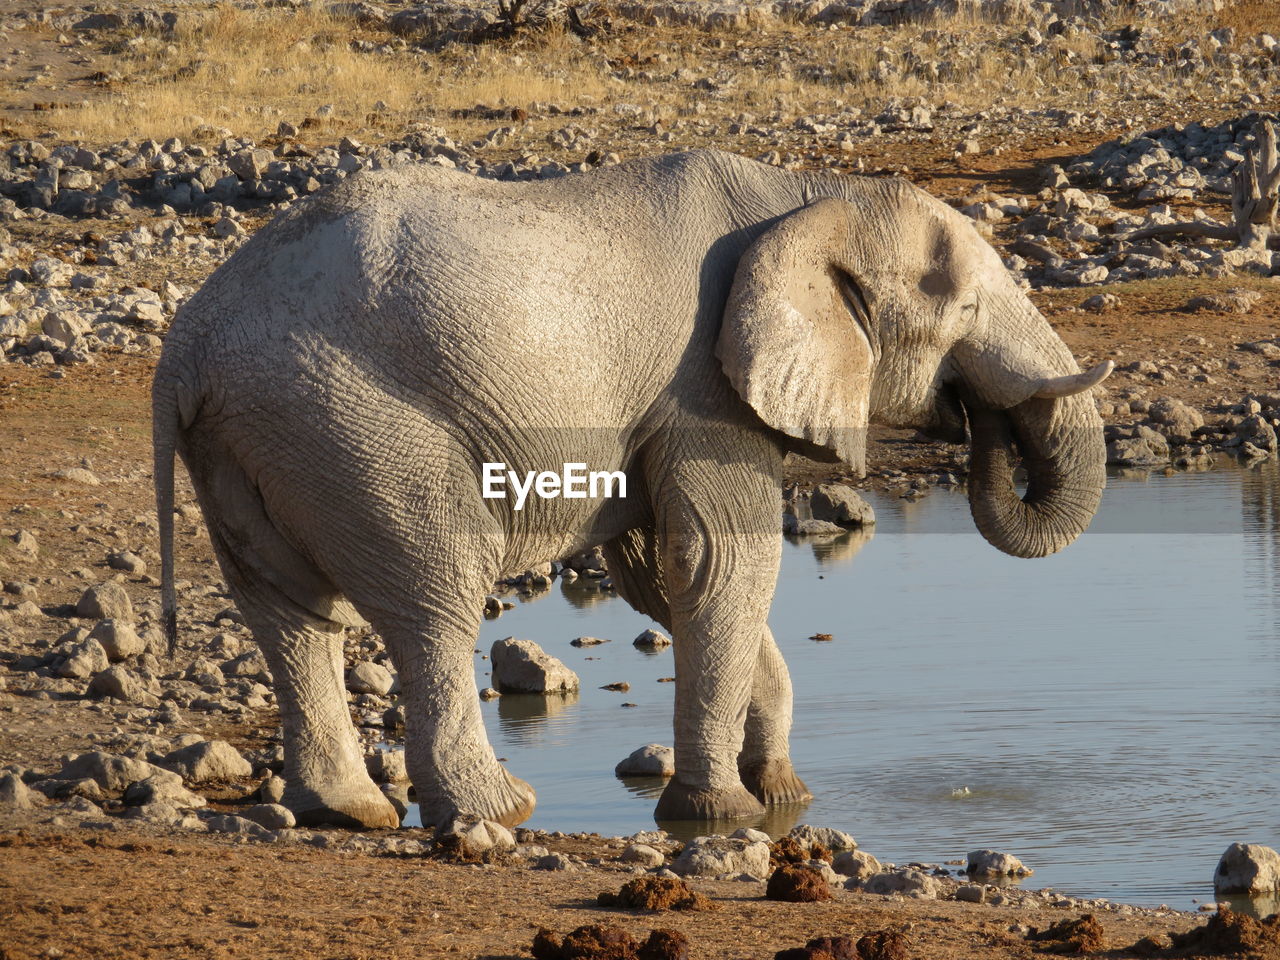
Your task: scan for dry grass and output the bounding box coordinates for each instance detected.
[39,5,611,143]
[16,1,1280,148]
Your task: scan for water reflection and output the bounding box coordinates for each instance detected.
[1223,893,1280,920]
[616,776,667,801]
[496,690,580,744]
[657,803,811,843]
[786,525,875,567]
[560,578,614,609]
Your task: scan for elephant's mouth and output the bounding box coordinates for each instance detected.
[918,382,967,444]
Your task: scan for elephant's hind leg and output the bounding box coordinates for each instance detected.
[739,629,812,805]
[224,573,399,830]
[324,496,535,829]
[193,452,398,829]
[376,605,536,829]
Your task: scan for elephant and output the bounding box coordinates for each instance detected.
[152,149,1112,830]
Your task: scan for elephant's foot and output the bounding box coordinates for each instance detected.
[654,779,765,821]
[419,767,536,829]
[285,779,401,830]
[739,758,813,806]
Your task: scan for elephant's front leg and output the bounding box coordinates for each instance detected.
[651,447,783,822]
[739,628,812,805]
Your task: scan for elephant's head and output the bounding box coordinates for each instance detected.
[715,180,1111,559]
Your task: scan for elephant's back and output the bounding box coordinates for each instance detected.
[163,154,730,434]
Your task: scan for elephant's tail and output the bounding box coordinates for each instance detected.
[153,380,180,659]
[152,351,201,660]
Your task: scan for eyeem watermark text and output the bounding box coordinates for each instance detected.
[482,463,627,511]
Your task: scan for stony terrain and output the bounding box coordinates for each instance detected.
[2,0,1280,956]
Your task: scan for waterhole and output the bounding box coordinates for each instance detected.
[405,459,1279,910]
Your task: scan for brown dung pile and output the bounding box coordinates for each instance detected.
[532,924,691,960]
[771,836,834,867]
[1025,914,1106,954]
[774,931,910,960]
[1164,909,1280,957]
[765,865,835,903]
[596,876,717,912]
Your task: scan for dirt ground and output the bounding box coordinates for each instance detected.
[0,830,1223,960]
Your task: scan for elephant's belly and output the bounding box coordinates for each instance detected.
[492,481,648,578]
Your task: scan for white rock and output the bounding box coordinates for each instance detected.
[670,836,770,878]
[863,868,942,898]
[730,827,772,843]
[86,664,152,703]
[1214,842,1280,895]
[788,824,857,851]
[242,803,296,829]
[258,775,286,804]
[54,752,179,793]
[438,815,516,857]
[347,661,393,696]
[633,628,671,648]
[615,744,675,777]
[0,772,35,809]
[207,813,273,839]
[967,849,1033,877]
[620,843,666,867]
[833,849,882,880]
[490,637,579,694]
[122,773,205,809]
[365,748,407,782]
[161,739,253,783]
[88,619,144,661]
[76,582,132,621]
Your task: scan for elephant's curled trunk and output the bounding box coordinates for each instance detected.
[964,393,1106,559]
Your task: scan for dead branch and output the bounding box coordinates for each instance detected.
[1122,119,1279,252]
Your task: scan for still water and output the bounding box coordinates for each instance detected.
[431,460,1280,909]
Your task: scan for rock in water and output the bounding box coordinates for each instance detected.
[1215,842,1280,895]
[967,849,1033,877]
[809,484,876,526]
[615,744,675,777]
[365,748,407,783]
[490,637,579,694]
[633,629,671,649]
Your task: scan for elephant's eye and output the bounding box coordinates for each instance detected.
[838,273,872,325]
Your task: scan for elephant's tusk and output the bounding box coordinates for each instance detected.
[1030,359,1115,400]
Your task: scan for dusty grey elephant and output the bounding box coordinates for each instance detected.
[153,149,1112,830]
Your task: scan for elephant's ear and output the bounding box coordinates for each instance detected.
[715,198,873,473]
